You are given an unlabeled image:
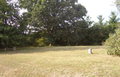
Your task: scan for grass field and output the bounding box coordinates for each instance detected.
[0,46,120,77]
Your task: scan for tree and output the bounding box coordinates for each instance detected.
[19,0,88,46]
[85,16,94,27]
[108,12,119,33]
[115,0,120,11]
[0,0,27,50]
[87,15,106,45]
[97,15,105,26]
[88,12,119,45]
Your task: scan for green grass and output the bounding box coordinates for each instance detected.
[0,46,120,77]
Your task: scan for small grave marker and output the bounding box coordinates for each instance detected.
[4,48,7,51]
[88,48,92,54]
[13,47,16,51]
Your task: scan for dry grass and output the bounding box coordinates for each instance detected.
[0,46,120,77]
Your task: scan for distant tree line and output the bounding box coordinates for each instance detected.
[0,0,119,50]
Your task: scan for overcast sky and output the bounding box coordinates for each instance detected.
[78,0,119,22]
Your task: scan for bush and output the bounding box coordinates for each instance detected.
[105,27,120,56]
[36,37,49,47]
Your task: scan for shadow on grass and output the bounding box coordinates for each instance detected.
[0,46,105,54]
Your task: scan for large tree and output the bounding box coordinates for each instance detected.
[0,0,27,50]
[19,0,88,46]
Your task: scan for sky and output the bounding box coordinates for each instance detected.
[78,0,119,22]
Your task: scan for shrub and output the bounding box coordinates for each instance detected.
[105,27,120,56]
[36,37,49,47]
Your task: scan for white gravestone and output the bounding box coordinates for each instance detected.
[88,48,92,54]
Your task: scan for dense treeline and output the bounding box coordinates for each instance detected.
[0,0,119,49]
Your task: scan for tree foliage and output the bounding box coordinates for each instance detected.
[19,0,88,46]
[0,0,27,50]
[105,27,120,56]
[104,1,120,56]
[115,0,120,11]
[88,13,119,45]
[0,0,119,49]
[108,12,119,33]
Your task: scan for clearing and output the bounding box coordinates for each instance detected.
[0,46,120,77]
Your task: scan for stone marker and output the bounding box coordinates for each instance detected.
[88,48,92,54]
[37,47,39,48]
[4,48,7,51]
[13,47,16,51]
